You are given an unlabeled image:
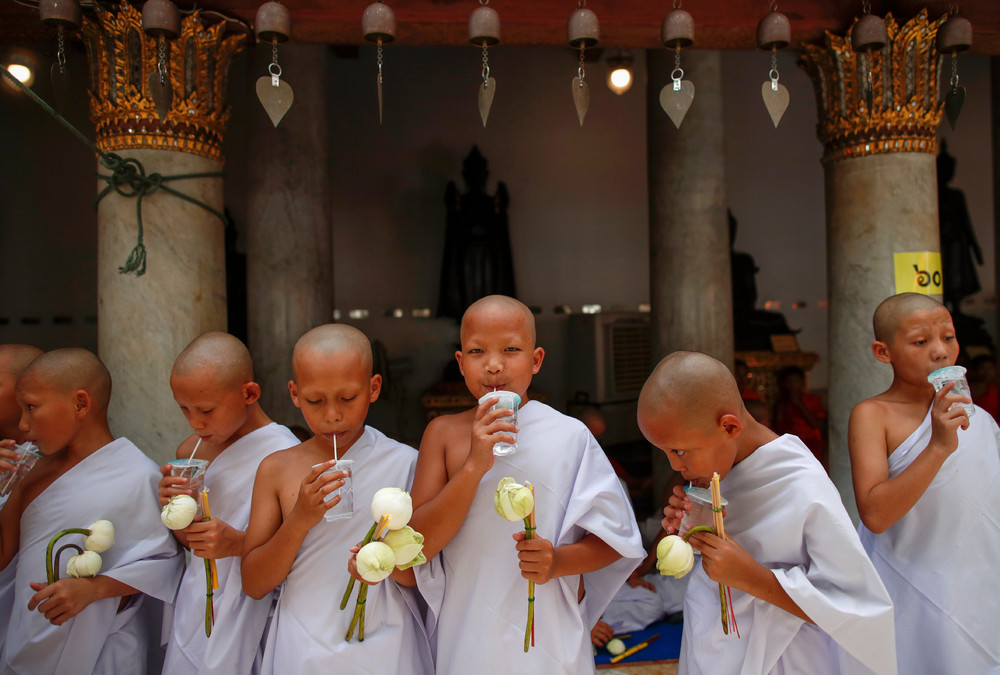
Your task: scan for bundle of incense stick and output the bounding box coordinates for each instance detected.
[710,473,739,638]
[200,487,218,637]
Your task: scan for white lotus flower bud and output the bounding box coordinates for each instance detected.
[382,526,425,567]
[656,535,695,579]
[161,494,199,530]
[83,520,115,552]
[66,550,102,578]
[370,488,412,530]
[606,638,626,656]
[356,541,396,583]
[494,477,534,521]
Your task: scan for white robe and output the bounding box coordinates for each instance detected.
[680,434,896,675]
[415,401,645,674]
[859,406,1000,674]
[3,437,184,675]
[163,423,298,675]
[602,571,688,633]
[260,426,432,675]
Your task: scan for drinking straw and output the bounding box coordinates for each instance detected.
[334,434,338,462]
[188,437,202,462]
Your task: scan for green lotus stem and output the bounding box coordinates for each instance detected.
[52,544,84,582]
[340,521,379,611]
[204,557,213,637]
[681,525,717,542]
[523,516,535,653]
[45,528,91,584]
[359,586,368,641]
[346,586,368,641]
[679,525,728,633]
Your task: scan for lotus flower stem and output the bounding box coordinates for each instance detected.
[204,557,214,637]
[523,484,536,653]
[52,544,84,582]
[340,521,379,611]
[45,528,91,584]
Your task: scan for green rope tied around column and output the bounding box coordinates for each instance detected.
[1,60,226,277]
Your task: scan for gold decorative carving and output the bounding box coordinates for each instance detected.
[81,3,246,162]
[799,11,946,164]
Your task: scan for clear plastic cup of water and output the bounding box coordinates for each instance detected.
[927,365,976,417]
[314,459,354,523]
[478,391,521,456]
[168,458,210,495]
[0,442,41,510]
[678,486,728,553]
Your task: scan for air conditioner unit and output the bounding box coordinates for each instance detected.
[568,312,652,404]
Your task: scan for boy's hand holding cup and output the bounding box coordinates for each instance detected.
[293,460,347,527]
[662,484,691,534]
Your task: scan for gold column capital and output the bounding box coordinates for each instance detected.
[82,2,246,162]
[799,10,946,164]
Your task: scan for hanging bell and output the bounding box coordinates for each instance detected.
[567,8,599,48]
[469,5,500,46]
[937,14,972,54]
[38,0,81,29]
[141,0,181,39]
[756,10,790,51]
[662,9,694,49]
[255,1,291,43]
[363,2,396,43]
[851,13,886,53]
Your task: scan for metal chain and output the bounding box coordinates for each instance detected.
[56,26,66,74]
[377,39,383,85]
[268,38,282,81]
[673,0,681,9]
[769,46,780,90]
[950,51,959,89]
[862,0,871,15]
[157,35,167,84]
[769,0,778,11]
[577,44,585,84]
[671,44,683,90]
[481,43,490,85]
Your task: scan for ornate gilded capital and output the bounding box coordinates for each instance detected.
[82,3,246,162]
[799,10,945,164]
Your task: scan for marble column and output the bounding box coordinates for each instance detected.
[246,45,333,428]
[646,49,732,503]
[83,5,244,464]
[801,11,946,517]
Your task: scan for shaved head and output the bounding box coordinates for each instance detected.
[172,332,254,389]
[873,293,947,343]
[0,344,44,376]
[292,324,373,379]
[638,351,744,433]
[19,348,112,412]
[461,295,536,345]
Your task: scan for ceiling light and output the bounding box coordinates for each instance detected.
[606,50,633,95]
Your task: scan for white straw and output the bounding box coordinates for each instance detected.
[334,434,338,462]
[188,438,202,462]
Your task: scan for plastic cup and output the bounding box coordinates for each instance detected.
[314,459,354,523]
[478,391,521,456]
[0,443,41,510]
[168,458,209,495]
[927,365,976,417]
[678,486,728,551]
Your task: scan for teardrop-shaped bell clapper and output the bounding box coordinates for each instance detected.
[567,8,599,48]
[39,0,81,29]
[851,13,886,53]
[756,11,790,51]
[469,5,500,46]
[255,1,291,43]
[363,2,396,44]
[937,14,972,54]
[662,9,694,49]
[141,0,181,39]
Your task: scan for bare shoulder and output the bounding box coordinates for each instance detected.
[256,443,308,489]
[421,408,475,450]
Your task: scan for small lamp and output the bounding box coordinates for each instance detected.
[3,49,38,88]
[606,50,633,95]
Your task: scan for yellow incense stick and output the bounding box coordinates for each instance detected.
[710,473,728,635]
[200,488,219,590]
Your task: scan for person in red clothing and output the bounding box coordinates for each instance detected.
[969,354,998,422]
[772,366,827,469]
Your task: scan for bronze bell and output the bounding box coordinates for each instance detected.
[851,13,886,53]
[469,5,500,47]
[362,2,396,44]
[937,14,972,54]
[567,8,599,48]
[756,11,790,51]
[662,9,694,49]
[141,0,181,38]
[38,0,81,29]
[255,1,291,44]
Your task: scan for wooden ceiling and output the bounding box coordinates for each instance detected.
[2,0,999,53]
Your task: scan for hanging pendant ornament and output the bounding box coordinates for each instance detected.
[938,4,972,130]
[363,1,396,126]
[39,0,81,114]
[567,2,598,127]
[851,0,886,113]
[659,3,695,129]
[255,1,294,127]
[469,1,500,127]
[757,5,790,127]
[141,0,181,121]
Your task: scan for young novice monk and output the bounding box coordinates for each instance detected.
[158,332,299,674]
[641,351,896,675]
[849,293,1000,673]
[407,295,644,673]
[242,324,432,673]
[1,348,183,674]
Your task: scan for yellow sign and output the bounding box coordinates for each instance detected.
[893,252,943,295]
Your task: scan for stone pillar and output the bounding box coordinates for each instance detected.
[801,11,946,517]
[646,49,732,503]
[246,45,333,428]
[82,5,244,464]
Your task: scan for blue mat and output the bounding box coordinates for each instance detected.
[594,619,683,667]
